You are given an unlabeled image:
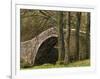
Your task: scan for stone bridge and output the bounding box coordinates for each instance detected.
[20,27,88,67]
[20,27,58,67]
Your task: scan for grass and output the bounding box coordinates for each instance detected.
[22,59,90,69]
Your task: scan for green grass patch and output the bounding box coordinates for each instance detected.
[22,59,90,69]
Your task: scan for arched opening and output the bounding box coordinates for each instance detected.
[34,37,58,66]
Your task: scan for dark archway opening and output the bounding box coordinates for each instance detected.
[34,37,58,66]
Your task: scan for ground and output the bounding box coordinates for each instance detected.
[22,59,90,69]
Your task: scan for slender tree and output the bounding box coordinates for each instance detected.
[57,11,65,64]
[86,13,90,58]
[64,12,71,64]
[75,12,81,60]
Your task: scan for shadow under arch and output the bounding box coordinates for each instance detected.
[34,37,58,66]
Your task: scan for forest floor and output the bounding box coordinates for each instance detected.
[22,59,90,69]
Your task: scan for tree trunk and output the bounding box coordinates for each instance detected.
[75,12,81,60]
[64,12,71,64]
[57,11,65,64]
[86,13,90,59]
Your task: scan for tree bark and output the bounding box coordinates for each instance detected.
[64,12,71,64]
[75,12,81,60]
[57,11,65,64]
[86,13,90,59]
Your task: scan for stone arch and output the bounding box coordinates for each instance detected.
[33,35,58,65]
[20,27,58,67]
